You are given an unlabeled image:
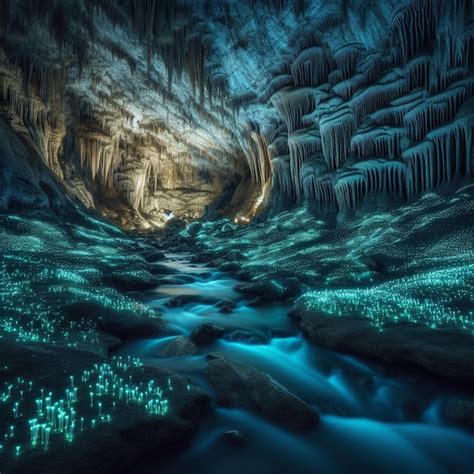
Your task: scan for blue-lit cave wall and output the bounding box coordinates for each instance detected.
[238,0,474,212]
[0,0,472,225]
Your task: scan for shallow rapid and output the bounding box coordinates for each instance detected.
[117,254,474,474]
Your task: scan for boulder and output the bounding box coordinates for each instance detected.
[139,249,166,263]
[207,357,318,431]
[216,300,237,314]
[104,268,159,291]
[160,336,198,357]
[237,277,302,301]
[219,262,241,272]
[290,304,474,381]
[98,311,164,341]
[191,324,225,344]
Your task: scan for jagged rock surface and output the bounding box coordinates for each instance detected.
[1,0,472,225]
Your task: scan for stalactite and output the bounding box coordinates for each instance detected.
[271,155,292,197]
[355,50,388,84]
[50,3,66,47]
[404,76,474,141]
[349,74,410,125]
[391,0,442,62]
[238,120,273,186]
[262,74,294,103]
[353,159,409,199]
[0,0,11,33]
[334,169,366,209]
[101,39,137,75]
[405,54,431,90]
[319,105,356,170]
[402,141,436,195]
[288,23,321,51]
[370,90,425,127]
[425,98,474,184]
[271,88,316,133]
[288,127,321,199]
[74,123,124,189]
[246,0,289,10]
[290,46,334,87]
[433,0,470,75]
[351,126,405,159]
[332,73,369,101]
[333,43,363,81]
[300,157,335,204]
[268,135,289,159]
[186,31,210,107]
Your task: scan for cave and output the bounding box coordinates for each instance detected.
[0,0,473,473]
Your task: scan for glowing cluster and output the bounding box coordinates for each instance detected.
[0,356,172,461]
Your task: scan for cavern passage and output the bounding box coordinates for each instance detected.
[0,0,474,472]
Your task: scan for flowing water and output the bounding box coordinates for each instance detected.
[117,254,474,474]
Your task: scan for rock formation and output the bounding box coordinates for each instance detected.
[0,0,472,226]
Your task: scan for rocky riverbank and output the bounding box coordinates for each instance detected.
[170,185,474,383]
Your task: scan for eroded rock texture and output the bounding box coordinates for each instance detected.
[244,0,474,211]
[0,0,473,226]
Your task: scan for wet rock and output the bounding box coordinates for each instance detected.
[187,221,202,235]
[191,324,225,344]
[236,270,252,282]
[104,268,159,292]
[290,304,474,381]
[237,277,302,301]
[207,357,319,431]
[216,300,237,314]
[139,249,166,263]
[226,250,244,261]
[219,262,240,272]
[445,399,474,427]
[62,302,163,343]
[160,336,198,357]
[166,295,196,307]
[198,271,213,279]
[166,294,220,308]
[227,330,267,344]
[148,263,178,276]
[223,430,247,446]
[98,311,164,341]
[206,353,222,360]
[401,399,422,420]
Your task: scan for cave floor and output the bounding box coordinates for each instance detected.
[0,203,473,473]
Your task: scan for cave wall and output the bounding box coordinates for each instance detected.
[0,0,473,226]
[0,0,249,227]
[239,0,474,212]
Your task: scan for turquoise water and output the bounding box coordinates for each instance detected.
[118,254,474,474]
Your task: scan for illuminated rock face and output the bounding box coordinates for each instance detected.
[0,0,473,225]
